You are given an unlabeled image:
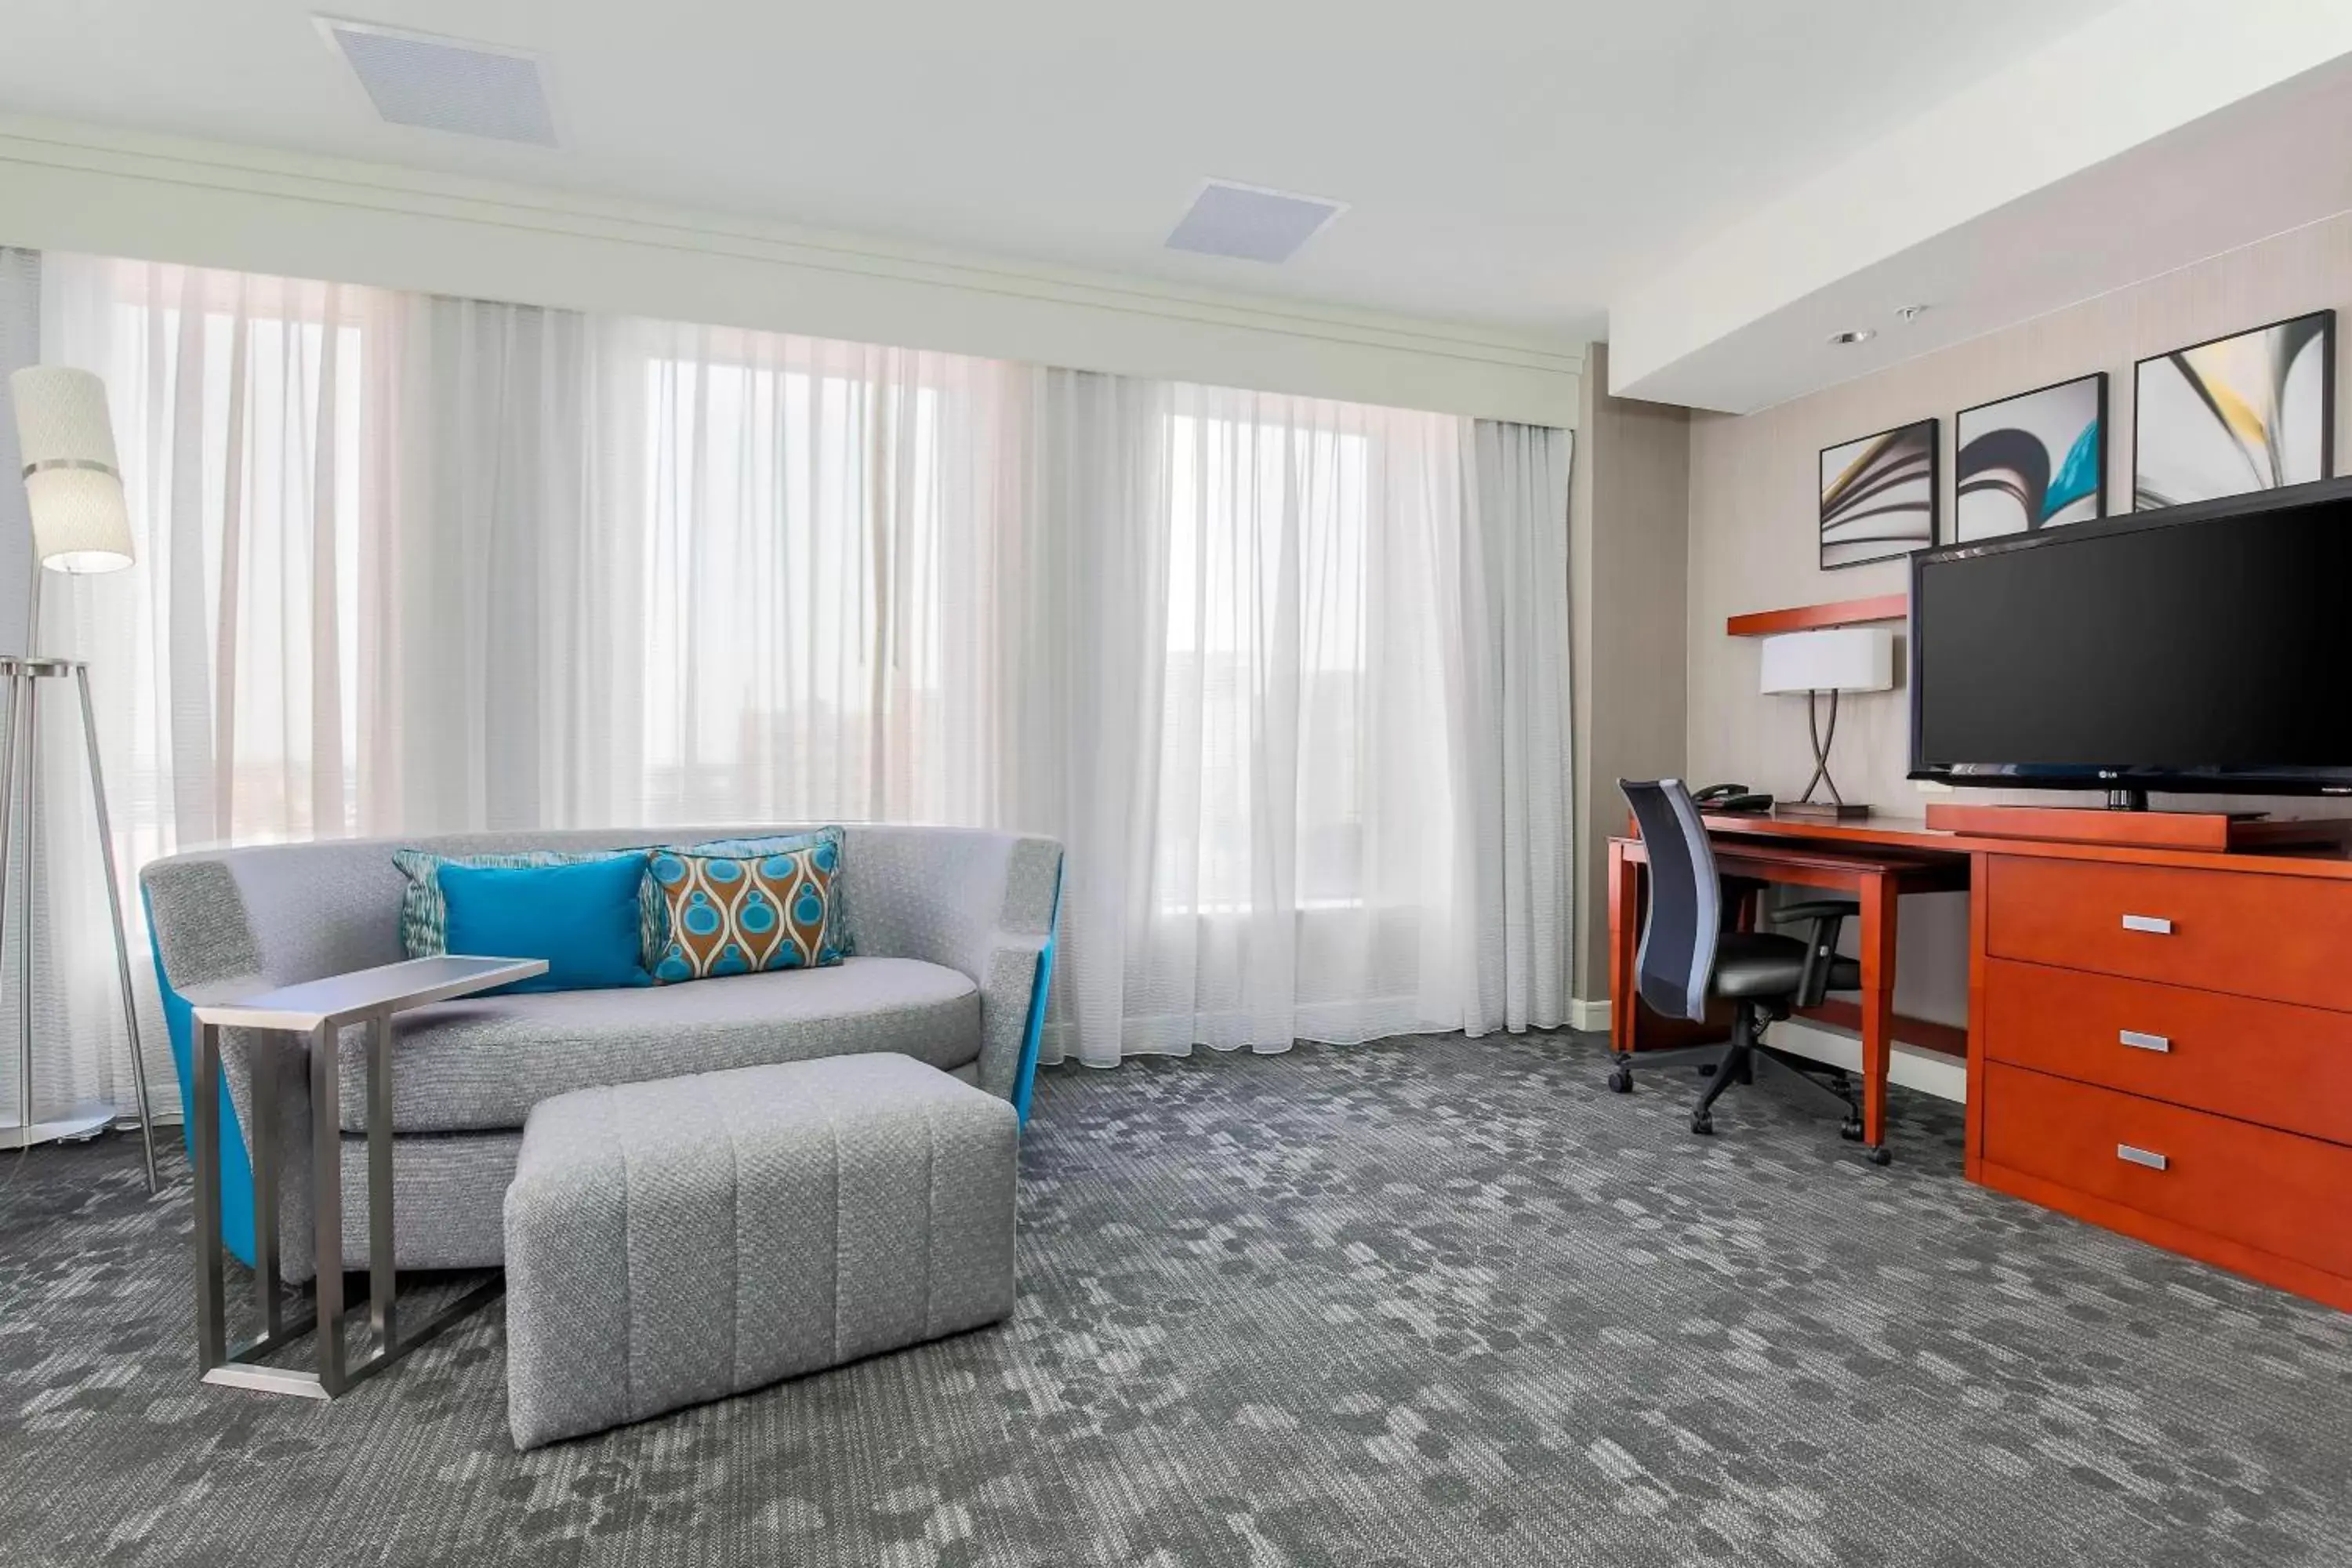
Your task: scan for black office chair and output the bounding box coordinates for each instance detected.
[1613,778,1884,1161]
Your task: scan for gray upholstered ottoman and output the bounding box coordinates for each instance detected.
[503,1052,1018,1449]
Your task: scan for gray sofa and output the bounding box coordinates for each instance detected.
[141,824,1061,1283]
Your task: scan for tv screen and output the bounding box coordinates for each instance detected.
[1910,477,2352,797]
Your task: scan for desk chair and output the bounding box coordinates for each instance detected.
[1613,778,1882,1161]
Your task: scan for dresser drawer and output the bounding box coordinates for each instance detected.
[1984,959,2352,1145]
[1986,855,2352,1012]
[1981,1062,2352,1279]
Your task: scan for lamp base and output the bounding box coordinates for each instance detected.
[1773,800,1874,822]
[0,1104,117,1150]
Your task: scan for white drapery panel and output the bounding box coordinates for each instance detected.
[31,252,1573,1101]
[29,259,391,1120]
[1456,419,1574,1034]
[1095,387,1474,1056]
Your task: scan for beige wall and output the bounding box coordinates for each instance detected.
[1570,344,1691,1006]
[1684,211,2352,1023]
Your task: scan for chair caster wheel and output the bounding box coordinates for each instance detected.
[1607,1066,1633,1094]
[1867,1146,1892,1167]
[1838,1118,1864,1142]
[1690,1111,1714,1136]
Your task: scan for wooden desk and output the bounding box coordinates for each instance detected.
[1606,817,1969,1158]
[1607,808,2352,1312]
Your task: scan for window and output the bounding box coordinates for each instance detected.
[1163,405,1380,913]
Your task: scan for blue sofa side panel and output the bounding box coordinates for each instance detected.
[143,884,256,1269]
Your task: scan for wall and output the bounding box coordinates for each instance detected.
[1569,344,1690,1012]
[1684,210,2352,1025]
[0,115,1580,429]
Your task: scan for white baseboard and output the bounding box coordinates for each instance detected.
[1559,996,1962,1100]
[1766,1018,1968,1104]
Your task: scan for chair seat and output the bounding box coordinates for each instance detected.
[1711,931,1862,1001]
[1710,931,1810,1000]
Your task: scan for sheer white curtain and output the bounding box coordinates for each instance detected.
[33,259,397,1119]
[1093,388,1473,1056]
[31,252,1572,1099]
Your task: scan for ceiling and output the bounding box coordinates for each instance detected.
[0,0,2127,348]
[1614,49,2352,411]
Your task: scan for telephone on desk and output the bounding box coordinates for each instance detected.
[1691,782,1774,814]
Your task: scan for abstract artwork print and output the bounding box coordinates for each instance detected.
[2134,311,2335,509]
[1955,373,2106,541]
[1820,418,1938,568]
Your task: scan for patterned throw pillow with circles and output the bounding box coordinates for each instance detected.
[646,837,845,983]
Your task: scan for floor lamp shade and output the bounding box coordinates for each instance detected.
[1758,626,1893,695]
[9,366,133,575]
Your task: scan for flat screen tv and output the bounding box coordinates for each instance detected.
[1909,475,2352,805]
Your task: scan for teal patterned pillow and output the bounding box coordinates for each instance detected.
[647,837,846,983]
[670,828,853,956]
[394,848,664,966]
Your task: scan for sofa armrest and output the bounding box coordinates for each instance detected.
[142,857,325,1277]
[838,827,1063,1099]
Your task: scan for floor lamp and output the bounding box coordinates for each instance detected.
[2,365,157,1189]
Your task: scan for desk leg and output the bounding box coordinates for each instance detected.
[1607,840,1639,1079]
[1857,873,1897,1167]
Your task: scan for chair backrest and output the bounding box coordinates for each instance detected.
[1620,779,1721,1023]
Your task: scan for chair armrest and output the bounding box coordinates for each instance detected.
[1769,898,1860,924]
[1769,898,1858,1007]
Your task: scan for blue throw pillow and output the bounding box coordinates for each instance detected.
[394,846,667,968]
[437,855,655,994]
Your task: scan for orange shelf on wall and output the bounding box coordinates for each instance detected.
[1724,593,1907,637]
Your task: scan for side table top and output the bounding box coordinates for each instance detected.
[193,955,548,1031]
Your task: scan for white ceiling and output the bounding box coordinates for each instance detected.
[0,0,2126,347]
[1617,50,2352,411]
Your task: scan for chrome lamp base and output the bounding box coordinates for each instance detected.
[0,655,159,1188]
[1782,687,1873,822]
[0,1103,118,1149]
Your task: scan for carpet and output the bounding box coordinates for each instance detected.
[2,1031,2347,1566]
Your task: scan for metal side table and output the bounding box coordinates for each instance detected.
[192,954,546,1399]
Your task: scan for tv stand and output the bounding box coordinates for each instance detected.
[2105,787,2147,812]
[1924,802,2352,855]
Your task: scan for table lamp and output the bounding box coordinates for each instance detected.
[1759,626,1894,822]
[3,365,157,1187]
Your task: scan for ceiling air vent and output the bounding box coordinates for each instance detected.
[318,17,558,147]
[1165,180,1347,263]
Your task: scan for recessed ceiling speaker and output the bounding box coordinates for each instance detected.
[318,17,559,146]
[1165,180,1347,263]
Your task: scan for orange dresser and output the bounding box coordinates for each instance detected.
[1969,847,2352,1311]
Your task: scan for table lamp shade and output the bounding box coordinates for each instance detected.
[1759,626,1893,695]
[9,365,133,574]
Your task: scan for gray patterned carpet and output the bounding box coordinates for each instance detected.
[2,1030,2349,1567]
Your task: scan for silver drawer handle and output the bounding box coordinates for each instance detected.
[2118,1029,2172,1054]
[2117,1144,2169,1171]
[2121,913,2172,935]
